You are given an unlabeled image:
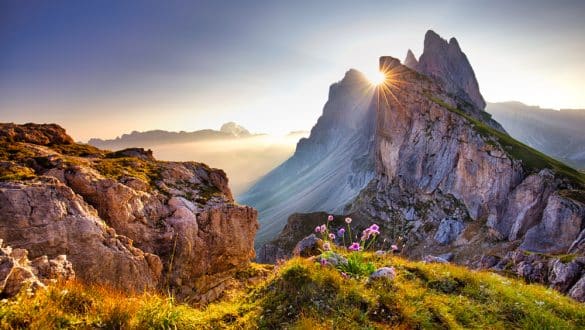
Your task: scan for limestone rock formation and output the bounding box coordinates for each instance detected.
[0,123,258,302]
[408,30,487,111]
[403,49,419,69]
[0,240,74,298]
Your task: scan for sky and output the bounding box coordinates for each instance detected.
[1,0,584,141]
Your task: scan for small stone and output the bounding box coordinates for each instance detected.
[369,267,396,281]
[438,253,454,262]
[423,255,449,263]
[317,252,347,267]
[293,235,323,258]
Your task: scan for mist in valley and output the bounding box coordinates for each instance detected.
[139,133,305,196]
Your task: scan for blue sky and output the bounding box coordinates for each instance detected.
[1,0,584,141]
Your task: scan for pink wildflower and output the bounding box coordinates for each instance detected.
[391,244,399,252]
[345,217,352,224]
[320,259,328,266]
[315,226,321,233]
[327,215,334,222]
[323,242,331,251]
[349,242,361,251]
[320,224,327,233]
[362,228,374,241]
[329,233,335,240]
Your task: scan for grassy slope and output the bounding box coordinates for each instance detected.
[1,253,584,329]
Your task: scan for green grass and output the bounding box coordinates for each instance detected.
[92,157,161,186]
[428,96,585,187]
[0,163,36,181]
[1,253,584,329]
[334,252,376,278]
[51,143,105,158]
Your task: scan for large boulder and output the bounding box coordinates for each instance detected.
[293,234,323,258]
[434,218,465,245]
[548,259,582,292]
[521,194,585,253]
[569,276,585,302]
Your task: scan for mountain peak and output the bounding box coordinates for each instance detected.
[219,122,251,137]
[424,29,442,42]
[418,30,486,109]
[404,49,419,69]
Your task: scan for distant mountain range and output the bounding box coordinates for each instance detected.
[88,122,255,150]
[87,122,308,195]
[486,102,585,169]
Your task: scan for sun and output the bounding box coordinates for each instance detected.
[369,70,387,85]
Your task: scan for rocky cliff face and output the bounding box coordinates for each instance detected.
[245,31,585,299]
[0,123,258,303]
[347,55,585,260]
[239,69,376,246]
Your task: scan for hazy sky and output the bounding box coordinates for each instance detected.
[1,0,584,141]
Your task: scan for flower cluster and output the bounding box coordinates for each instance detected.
[361,224,380,241]
[313,215,386,254]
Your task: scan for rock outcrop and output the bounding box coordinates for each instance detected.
[403,49,419,69]
[0,240,74,298]
[0,123,258,302]
[475,251,585,302]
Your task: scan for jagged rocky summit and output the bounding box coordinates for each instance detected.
[243,31,585,300]
[0,123,258,303]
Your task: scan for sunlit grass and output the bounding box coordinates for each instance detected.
[1,253,584,329]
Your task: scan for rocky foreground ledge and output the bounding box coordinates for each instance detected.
[0,123,258,303]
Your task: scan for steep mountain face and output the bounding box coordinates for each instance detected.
[347,56,584,260]
[487,102,585,169]
[239,69,377,245]
[245,31,585,297]
[406,30,487,111]
[0,123,258,303]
